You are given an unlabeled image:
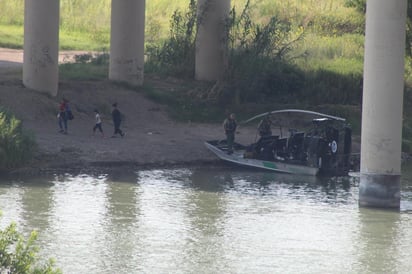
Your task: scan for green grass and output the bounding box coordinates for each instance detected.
[0,108,36,169]
[59,30,109,51]
[59,63,108,80]
[297,57,363,75]
[297,33,364,60]
[59,53,110,80]
[0,24,23,49]
[0,0,366,84]
[0,1,24,26]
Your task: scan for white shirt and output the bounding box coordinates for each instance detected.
[95,113,102,124]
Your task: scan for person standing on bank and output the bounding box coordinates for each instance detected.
[93,109,104,137]
[58,98,70,134]
[223,113,237,154]
[111,103,125,138]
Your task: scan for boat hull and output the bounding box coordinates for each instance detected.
[205,141,319,176]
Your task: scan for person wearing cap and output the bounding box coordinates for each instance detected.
[257,114,272,138]
[111,103,125,138]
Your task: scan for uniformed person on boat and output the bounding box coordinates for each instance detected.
[223,113,237,154]
[257,114,272,138]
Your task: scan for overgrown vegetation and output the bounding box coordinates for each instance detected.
[143,0,364,128]
[145,0,197,77]
[222,1,302,104]
[0,215,61,273]
[0,108,36,169]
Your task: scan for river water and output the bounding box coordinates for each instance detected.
[1,164,412,274]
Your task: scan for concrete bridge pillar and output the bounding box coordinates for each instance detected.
[195,0,230,81]
[359,0,407,208]
[23,0,60,96]
[109,0,145,85]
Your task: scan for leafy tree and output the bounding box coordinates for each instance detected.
[145,0,197,77]
[407,0,412,56]
[222,0,304,104]
[344,0,366,13]
[0,217,61,274]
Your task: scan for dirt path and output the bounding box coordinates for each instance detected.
[1,48,365,175]
[0,48,257,174]
[0,47,92,68]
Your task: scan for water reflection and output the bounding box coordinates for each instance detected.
[104,177,139,226]
[0,180,24,228]
[102,175,141,273]
[180,168,228,272]
[20,179,54,234]
[0,176,56,232]
[401,161,412,211]
[134,169,193,272]
[356,208,401,273]
[189,167,234,192]
[48,174,109,274]
[1,166,412,273]
[205,168,357,207]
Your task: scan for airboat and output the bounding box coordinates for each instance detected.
[205,109,352,176]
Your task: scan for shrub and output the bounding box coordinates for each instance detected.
[0,109,36,169]
[0,216,61,274]
[145,0,197,77]
[220,0,304,104]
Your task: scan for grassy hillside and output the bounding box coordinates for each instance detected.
[0,0,366,114]
[0,1,362,45]
[0,0,365,72]
[0,0,366,85]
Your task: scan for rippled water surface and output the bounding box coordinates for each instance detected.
[1,164,412,273]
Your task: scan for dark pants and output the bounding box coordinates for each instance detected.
[93,123,103,133]
[114,122,124,136]
[226,132,235,153]
[58,112,67,132]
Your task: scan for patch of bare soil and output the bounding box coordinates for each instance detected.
[0,52,257,175]
[0,48,363,176]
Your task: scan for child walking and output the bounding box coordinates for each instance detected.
[93,109,104,137]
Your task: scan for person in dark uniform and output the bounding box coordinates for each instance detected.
[111,103,125,138]
[223,113,237,154]
[257,114,272,138]
[254,114,274,158]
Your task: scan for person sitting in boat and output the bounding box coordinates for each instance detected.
[253,115,274,159]
[257,114,272,138]
[223,113,237,154]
